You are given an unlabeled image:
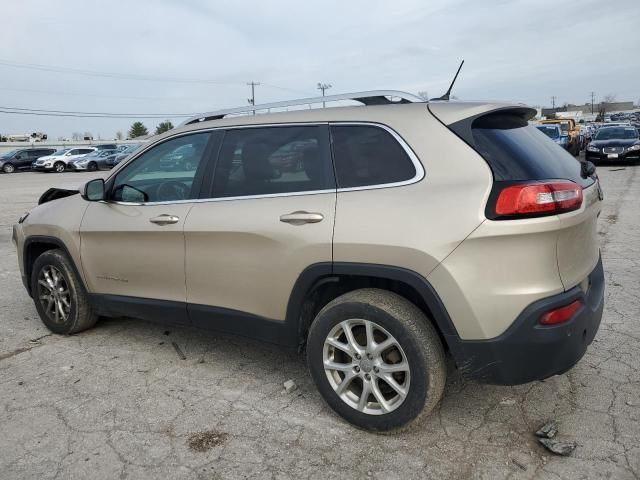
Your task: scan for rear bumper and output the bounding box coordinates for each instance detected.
[449,255,604,385]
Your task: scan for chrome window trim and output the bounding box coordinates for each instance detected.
[106,121,424,206]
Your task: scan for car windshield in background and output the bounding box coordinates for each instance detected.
[536,125,560,139]
[1,150,19,158]
[595,127,639,140]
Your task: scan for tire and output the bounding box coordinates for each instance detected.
[87,162,98,172]
[31,249,98,334]
[307,288,446,433]
[2,163,15,173]
[54,161,65,173]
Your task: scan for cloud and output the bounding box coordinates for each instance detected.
[0,0,638,137]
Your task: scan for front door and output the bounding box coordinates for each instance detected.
[80,131,217,323]
[184,125,336,341]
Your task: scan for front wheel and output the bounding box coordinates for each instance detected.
[54,161,66,173]
[307,289,446,432]
[31,249,98,334]
[87,162,98,172]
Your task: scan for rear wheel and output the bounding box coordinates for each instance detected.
[54,161,65,173]
[2,163,15,173]
[31,249,98,334]
[307,288,446,432]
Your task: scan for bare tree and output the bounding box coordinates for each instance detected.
[598,94,617,120]
[115,131,124,140]
[72,132,82,141]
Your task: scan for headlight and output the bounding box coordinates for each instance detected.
[587,145,600,152]
[627,145,640,151]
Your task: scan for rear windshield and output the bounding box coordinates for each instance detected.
[471,113,594,188]
[536,125,560,139]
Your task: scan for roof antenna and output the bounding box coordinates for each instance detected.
[432,59,464,101]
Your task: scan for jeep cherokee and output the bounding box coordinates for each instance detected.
[13,91,604,432]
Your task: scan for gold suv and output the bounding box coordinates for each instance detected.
[13,91,604,432]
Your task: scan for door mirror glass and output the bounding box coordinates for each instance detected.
[120,184,149,203]
[83,179,105,201]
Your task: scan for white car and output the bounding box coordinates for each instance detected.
[32,147,97,173]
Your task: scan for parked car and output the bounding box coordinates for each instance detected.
[93,144,118,150]
[13,91,604,432]
[32,147,97,172]
[69,149,118,171]
[108,143,144,167]
[585,126,640,164]
[540,119,581,155]
[535,124,569,150]
[0,148,56,173]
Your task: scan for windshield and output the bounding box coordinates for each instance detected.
[536,125,560,139]
[595,127,639,140]
[0,149,19,158]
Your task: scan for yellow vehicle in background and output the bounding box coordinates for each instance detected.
[540,118,581,156]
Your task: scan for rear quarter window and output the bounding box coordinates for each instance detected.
[330,125,417,189]
[470,113,594,188]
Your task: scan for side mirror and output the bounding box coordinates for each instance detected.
[581,160,596,178]
[82,178,105,201]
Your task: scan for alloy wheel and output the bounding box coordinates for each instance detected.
[55,163,65,173]
[323,319,411,415]
[3,164,15,173]
[37,265,71,323]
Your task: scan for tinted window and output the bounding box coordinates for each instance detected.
[330,125,416,188]
[471,113,593,188]
[112,132,210,202]
[212,126,334,197]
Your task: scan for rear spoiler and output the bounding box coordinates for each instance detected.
[428,103,537,146]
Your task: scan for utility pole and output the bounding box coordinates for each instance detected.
[317,83,332,108]
[247,81,260,115]
[551,96,556,109]
[590,91,595,114]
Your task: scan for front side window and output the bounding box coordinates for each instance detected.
[111,132,210,203]
[212,125,334,197]
[330,125,417,188]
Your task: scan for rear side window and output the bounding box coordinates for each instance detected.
[213,126,334,198]
[470,113,593,188]
[330,125,416,188]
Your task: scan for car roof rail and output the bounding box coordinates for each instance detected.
[181,90,425,125]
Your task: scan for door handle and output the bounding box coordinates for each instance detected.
[149,214,180,225]
[279,211,324,226]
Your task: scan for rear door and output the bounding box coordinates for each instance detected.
[184,125,336,337]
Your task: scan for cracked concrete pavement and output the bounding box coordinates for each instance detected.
[0,166,639,479]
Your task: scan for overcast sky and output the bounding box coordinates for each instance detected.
[1,0,639,139]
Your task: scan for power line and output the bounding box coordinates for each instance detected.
[0,59,246,85]
[0,106,196,119]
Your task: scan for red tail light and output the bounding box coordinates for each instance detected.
[540,299,583,325]
[494,181,583,218]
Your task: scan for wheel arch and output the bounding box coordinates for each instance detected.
[287,262,461,352]
[23,236,87,296]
